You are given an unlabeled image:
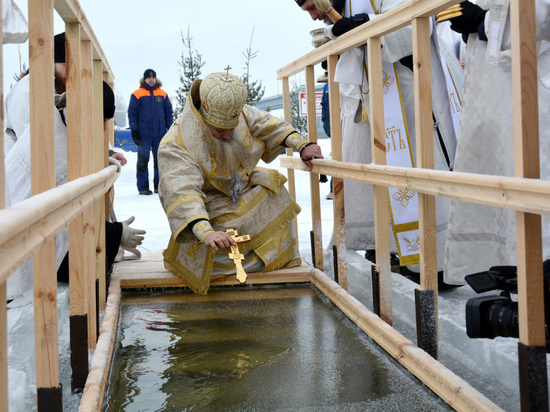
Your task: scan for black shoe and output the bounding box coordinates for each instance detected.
[154,189,158,194]
[399,266,458,290]
[139,190,153,195]
[365,249,400,268]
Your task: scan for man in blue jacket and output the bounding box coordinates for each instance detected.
[128,69,174,195]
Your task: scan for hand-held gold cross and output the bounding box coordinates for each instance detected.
[226,229,251,283]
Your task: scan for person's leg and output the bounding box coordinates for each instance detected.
[136,136,152,194]
[151,135,162,193]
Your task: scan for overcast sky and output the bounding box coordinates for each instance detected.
[4,0,324,113]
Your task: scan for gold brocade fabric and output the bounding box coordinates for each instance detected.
[158,80,305,294]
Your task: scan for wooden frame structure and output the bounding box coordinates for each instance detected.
[1,0,118,410]
[78,252,502,411]
[277,0,548,410]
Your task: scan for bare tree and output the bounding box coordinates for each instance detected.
[241,27,265,107]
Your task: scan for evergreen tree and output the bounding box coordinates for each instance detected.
[290,80,308,137]
[174,27,205,117]
[241,27,265,107]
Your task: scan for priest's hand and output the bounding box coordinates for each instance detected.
[300,143,324,171]
[204,231,237,251]
[449,1,488,35]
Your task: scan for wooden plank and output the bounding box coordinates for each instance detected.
[66,23,86,318]
[305,66,323,270]
[310,268,503,412]
[121,287,316,306]
[412,16,438,358]
[367,36,392,325]
[327,55,347,290]
[511,0,545,347]
[281,77,299,246]
[29,0,60,391]
[78,278,121,412]
[113,254,312,289]
[510,0,548,408]
[81,40,97,348]
[412,17,437,292]
[279,157,550,216]
[277,0,462,79]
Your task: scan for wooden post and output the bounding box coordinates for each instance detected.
[327,54,347,290]
[93,61,106,311]
[29,0,62,409]
[367,36,392,325]
[412,17,438,358]
[305,65,324,271]
[66,23,89,391]
[510,0,548,409]
[281,77,299,244]
[81,40,97,349]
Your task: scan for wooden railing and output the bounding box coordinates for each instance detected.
[1,0,118,410]
[278,0,547,409]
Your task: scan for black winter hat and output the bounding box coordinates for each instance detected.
[103,81,116,120]
[54,32,66,63]
[143,69,156,79]
[295,0,306,6]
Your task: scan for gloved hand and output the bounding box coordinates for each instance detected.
[120,216,146,248]
[449,1,488,35]
[131,130,141,146]
[332,13,370,37]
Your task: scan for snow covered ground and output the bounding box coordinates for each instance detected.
[6,138,549,411]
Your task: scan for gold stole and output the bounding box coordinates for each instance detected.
[354,0,420,265]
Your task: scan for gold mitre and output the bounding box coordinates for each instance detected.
[199,72,248,129]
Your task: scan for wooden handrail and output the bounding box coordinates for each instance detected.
[281,157,550,216]
[277,0,459,79]
[0,166,118,285]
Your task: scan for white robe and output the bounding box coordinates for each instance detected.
[332,0,463,271]
[444,0,550,284]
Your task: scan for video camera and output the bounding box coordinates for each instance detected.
[464,260,550,343]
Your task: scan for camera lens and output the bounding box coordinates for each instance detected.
[488,299,519,338]
[466,295,518,339]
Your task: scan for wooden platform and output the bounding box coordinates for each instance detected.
[112,252,313,289]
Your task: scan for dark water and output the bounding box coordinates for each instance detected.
[104,285,450,411]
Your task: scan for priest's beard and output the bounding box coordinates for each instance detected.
[212,135,248,174]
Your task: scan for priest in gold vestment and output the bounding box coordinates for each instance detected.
[158,72,323,294]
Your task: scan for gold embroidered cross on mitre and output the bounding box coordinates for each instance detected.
[226,228,251,283]
[221,65,233,81]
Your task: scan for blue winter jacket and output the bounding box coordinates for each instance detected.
[128,83,173,139]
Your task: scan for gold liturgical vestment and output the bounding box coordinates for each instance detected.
[158,81,308,294]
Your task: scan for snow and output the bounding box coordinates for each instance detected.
[6,138,549,411]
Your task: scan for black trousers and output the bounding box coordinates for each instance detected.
[57,221,123,283]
